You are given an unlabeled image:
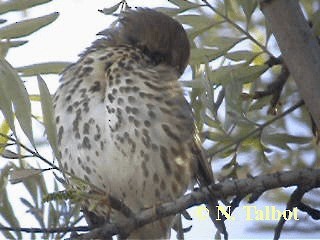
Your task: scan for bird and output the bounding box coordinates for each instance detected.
[53,8,223,239]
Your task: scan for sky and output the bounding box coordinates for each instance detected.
[2,0,318,239]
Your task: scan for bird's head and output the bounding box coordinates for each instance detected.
[99,8,190,75]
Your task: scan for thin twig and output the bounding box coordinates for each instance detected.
[0,132,59,170]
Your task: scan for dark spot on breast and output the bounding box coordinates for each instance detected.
[171,182,178,194]
[128,96,136,103]
[80,66,93,77]
[83,57,94,64]
[155,188,160,198]
[134,119,140,127]
[131,108,139,115]
[162,124,180,142]
[108,93,115,103]
[153,173,159,183]
[105,61,112,70]
[117,97,124,105]
[94,134,101,141]
[144,120,151,127]
[89,81,101,92]
[174,171,182,183]
[83,122,90,134]
[141,161,149,177]
[85,166,91,174]
[82,136,91,149]
[160,180,166,190]
[148,110,156,119]
[57,126,64,145]
[63,162,68,171]
[126,78,133,84]
[160,146,171,175]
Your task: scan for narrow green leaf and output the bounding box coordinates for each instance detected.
[1,149,21,159]
[0,190,22,238]
[204,36,246,50]
[98,2,121,15]
[0,40,28,57]
[0,121,10,154]
[263,133,311,148]
[0,0,52,15]
[16,61,70,76]
[209,64,268,85]
[311,10,320,36]
[29,94,41,101]
[238,0,258,23]
[190,48,224,64]
[249,96,272,111]
[226,50,260,62]
[180,79,205,89]
[154,7,183,16]
[176,15,213,29]
[37,75,59,158]
[9,168,44,184]
[0,40,28,48]
[0,12,59,39]
[0,59,34,145]
[0,62,16,136]
[168,0,200,9]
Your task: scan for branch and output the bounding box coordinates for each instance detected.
[76,168,320,239]
[0,225,90,234]
[260,0,320,129]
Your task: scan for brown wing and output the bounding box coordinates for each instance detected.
[191,128,228,238]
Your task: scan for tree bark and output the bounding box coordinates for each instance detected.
[260,0,320,129]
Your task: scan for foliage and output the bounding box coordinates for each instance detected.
[0,0,320,239]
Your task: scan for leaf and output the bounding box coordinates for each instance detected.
[37,75,59,158]
[204,36,246,50]
[0,120,10,154]
[190,48,224,64]
[98,2,122,15]
[225,50,260,62]
[209,64,268,85]
[0,59,34,145]
[0,62,16,136]
[1,149,21,159]
[0,12,59,39]
[0,192,22,238]
[0,0,52,15]
[248,96,272,111]
[9,168,44,184]
[16,62,70,76]
[311,10,320,36]
[29,94,41,101]
[263,133,311,148]
[176,14,213,29]
[0,40,28,57]
[168,0,200,9]
[180,79,205,89]
[238,0,258,24]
